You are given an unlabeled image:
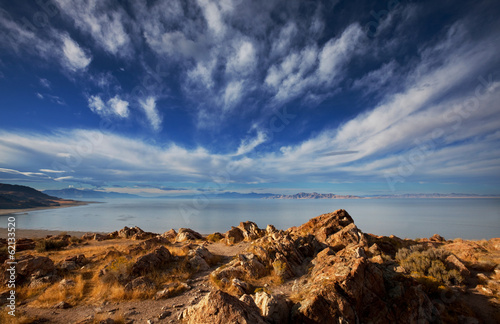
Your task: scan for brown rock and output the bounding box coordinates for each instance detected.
[290,209,355,244]
[14,255,55,284]
[176,228,203,242]
[180,290,266,324]
[430,234,446,242]
[225,226,244,244]
[124,276,155,292]
[131,246,172,276]
[446,254,471,277]
[237,221,264,241]
[253,291,291,324]
[161,229,177,240]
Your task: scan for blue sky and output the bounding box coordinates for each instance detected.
[0,0,499,196]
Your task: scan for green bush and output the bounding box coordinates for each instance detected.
[395,246,463,286]
[35,238,69,252]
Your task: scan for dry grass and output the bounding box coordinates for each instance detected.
[93,313,126,324]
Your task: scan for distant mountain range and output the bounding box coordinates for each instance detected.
[264,192,362,199]
[0,183,62,209]
[162,191,275,199]
[42,188,141,199]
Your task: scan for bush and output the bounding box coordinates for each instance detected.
[395,246,463,286]
[35,238,68,252]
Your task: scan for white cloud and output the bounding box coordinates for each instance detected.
[88,95,129,118]
[235,132,268,156]
[196,0,226,37]
[139,97,162,132]
[54,0,132,57]
[61,34,92,71]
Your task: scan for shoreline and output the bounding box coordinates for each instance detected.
[0,228,105,239]
[0,199,94,216]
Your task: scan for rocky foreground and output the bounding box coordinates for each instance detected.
[1,209,499,323]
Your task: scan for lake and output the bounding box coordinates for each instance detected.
[1,198,499,240]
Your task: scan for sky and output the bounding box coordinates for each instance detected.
[0,0,499,196]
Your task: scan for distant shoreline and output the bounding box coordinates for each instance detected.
[0,199,92,216]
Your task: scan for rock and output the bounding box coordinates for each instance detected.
[59,278,76,288]
[131,246,172,276]
[188,245,215,262]
[180,290,266,323]
[158,310,171,319]
[231,278,250,294]
[81,233,105,241]
[253,291,291,324]
[16,238,36,251]
[237,221,264,241]
[266,224,277,235]
[238,254,267,278]
[176,228,203,242]
[430,234,445,242]
[225,226,245,244]
[13,255,56,285]
[161,229,177,240]
[138,236,170,250]
[289,209,355,244]
[53,301,71,309]
[445,254,471,277]
[155,282,190,299]
[189,255,210,271]
[118,226,155,239]
[124,276,155,292]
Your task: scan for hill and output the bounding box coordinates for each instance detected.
[0,183,62,209]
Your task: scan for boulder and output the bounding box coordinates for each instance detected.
[179,290,266,324]
[253,291,291,324]
[176,228,203,242]
[225,227,245,244]
[189,255,210,271]
[14,255,56,285]
[237,221,264,241]
[161,229,177,240]
[131,246,172,276]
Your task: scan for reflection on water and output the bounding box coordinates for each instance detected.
[1,198,499,240]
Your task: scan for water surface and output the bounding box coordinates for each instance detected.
[1,198,499,240]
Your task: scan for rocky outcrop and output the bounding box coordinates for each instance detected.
[6,255,57,286]
[224,221,265,244]
[124,276,155,292]
[58,254,87,271]
[180,290,266,324]
[118,226,156,240]
[176,228,203,242]
[253,291,292,324]
[131,246,172,276]
[161,229,177,240]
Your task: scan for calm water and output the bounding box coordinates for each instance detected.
[1,198,499,240]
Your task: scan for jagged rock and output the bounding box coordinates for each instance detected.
[238,221,264,240]
[446,254,470,277]
[292,243,439,323]
[176,228,203,242]
[138,236,170,250]
[161,229,177,240]
[238,254,267,278]
[289,209,355,244]
[188,245,214,262]
[266,224,277,235]
[180,290,266,323]
[118,226,153,239]
[131,246,172,276]
[59,254,87,270]
[253,291,291,324]
[225,226,245,244]
[430,234,446,242]
[231,278,250,294]
[81,233,105,241]
[124,276,155,292]
[13,255,56,285]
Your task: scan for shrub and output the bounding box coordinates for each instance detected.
[35,238,68,252]
[206,233,224,242]
[395,246,463,287]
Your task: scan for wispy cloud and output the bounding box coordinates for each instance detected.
[139,97,162,132]
[60,33,92,71]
